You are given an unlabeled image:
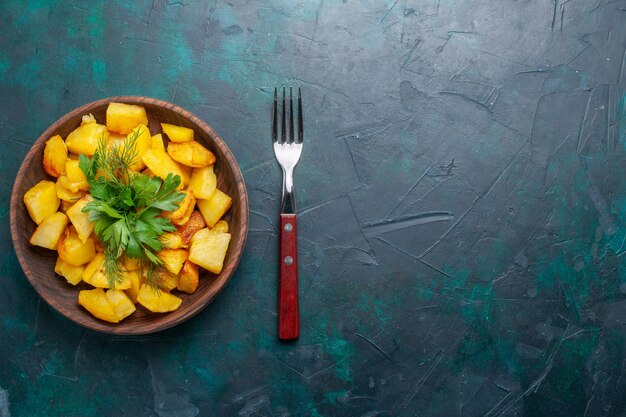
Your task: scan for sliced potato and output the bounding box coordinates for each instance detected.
[160,233,183,249]
[164,190,195,226]
[43,135,67,177]
[159,270,178,291]
[65,121,108,155]
[167,141,216,168]
[161,123,194,143]
[137,284,182,313]
[23,180,60,224]
[78,288,119,323]
[106,102,149,135]
[29,212,69,250]
[57,227,96,266]
[150,133,165,153]
[56,178,86,202]
[174,211,206,246]
[126,124,151,171]
[189,232,231,274]
[197,189,232,228]
[82,253,105,282]
[124,270,143,303]
[123,256,142,271]
[54,257,84,285]
[188,165,216,199]
[177,261,199,294]
[66,195,94,243]
[60,200,74,213]
[141,148,185,190]
[63,160,89,192]
[211,220,229,234]
[158,249,188,275]
[105,289,136,321]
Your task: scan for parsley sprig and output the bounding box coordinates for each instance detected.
[79,128,185,288]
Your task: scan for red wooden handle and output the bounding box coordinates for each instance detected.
[279,213,299,340]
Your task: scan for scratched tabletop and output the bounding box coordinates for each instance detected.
[1,1,625,416]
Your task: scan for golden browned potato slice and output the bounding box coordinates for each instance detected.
[158,249,188,275]
[159,270,178,291]
[23,180,60,224]
[164,190,195,226]
[106,102,149,135]
[54,257,84,285]
[78,288,119,323]
[167,141,216,168]
[159,233,183,249]
[43,135,67,177]
[60,200,74,213]
[57,227,96,266]
[65,120,109,155]
[141,148,186,189]
[123,256,142,271]
[188,165,216,199]
[174,211,206,246]
[189,232,231,274]
[137,284,182,313]
[150,133,165,153]
[177,261,199,294]
[61,160,90,192]
[161,123,194,142]
[125,124,151,171]
[124,270,143,303]
[197,189,232,228]
[56,178,86,202]
[105,289,136,321]
[29,212,69,249]
[211,220,229,234]
[66,195,94,243]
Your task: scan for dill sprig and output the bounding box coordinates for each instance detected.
[79,127,185,288]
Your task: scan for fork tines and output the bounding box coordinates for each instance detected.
[273,87,303,145]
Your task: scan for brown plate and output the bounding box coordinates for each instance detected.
[10,96,249,335]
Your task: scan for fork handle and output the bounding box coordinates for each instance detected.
[279,213,299,340]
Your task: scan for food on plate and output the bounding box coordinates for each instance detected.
[23,103,233,323]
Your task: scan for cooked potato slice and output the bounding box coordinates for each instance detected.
[212,220,229,234]
[78,288,119,323]
[137,284,182,313]
[56,178,86,202]
[124,271,143,303]
[158,270,178,291]
[197,189,232,228]
[65,121,108,155]
[164,190,195,226]
[176,162,192,187]
[167,141,216,168]
[177,261,199,294]
[160,233,183,249]
[188,165,216,199]
[174,211,206,246]
[189,232,231,274]
[150,133,165,153]
[57,227,96,266]
[29,212,69,249]
[123,256,142,271]
[158,249,188,275]
[105,289,136,321]
[66,195,94,243]
[84,268,132,290]
[63,160,89,192]
[141,148,185,189]
[106,102,149,135]
[43,135,67,177]
[54,257,84,285]
[161,123,194,143]
[126,124,151,171]
[60,200,74,213]
[23,180,60,224]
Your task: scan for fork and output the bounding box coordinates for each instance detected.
[272,87,303,340]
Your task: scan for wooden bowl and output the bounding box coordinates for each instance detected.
[10,96,248,335]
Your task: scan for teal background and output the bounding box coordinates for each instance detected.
[1,1,626,416]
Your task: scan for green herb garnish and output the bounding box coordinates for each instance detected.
[79,128,185,288]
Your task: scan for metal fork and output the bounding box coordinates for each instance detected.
[272,87,303,340]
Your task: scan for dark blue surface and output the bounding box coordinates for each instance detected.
[1,1,626,416]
